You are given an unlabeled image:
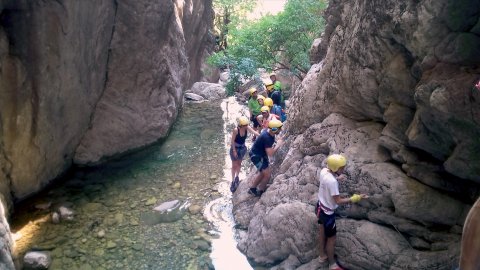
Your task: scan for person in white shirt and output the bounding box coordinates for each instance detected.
[316,154,368,270]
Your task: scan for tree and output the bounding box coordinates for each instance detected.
[213,0,256,51]
[209,0,327,91]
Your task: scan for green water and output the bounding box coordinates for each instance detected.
[11,99,252,270]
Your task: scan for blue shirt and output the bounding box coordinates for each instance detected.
[250,130,275,158]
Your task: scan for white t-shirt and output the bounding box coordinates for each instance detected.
[317,168,340,215]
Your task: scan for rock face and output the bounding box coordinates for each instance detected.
[0,0,213,200]
[74,0,213,165]
[233,0,480,269]
[0,1,212,267]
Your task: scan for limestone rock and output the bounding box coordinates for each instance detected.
[184,93,205,102]
[74,0,213,165]
[23,251,51,270]
[186,82,226,100]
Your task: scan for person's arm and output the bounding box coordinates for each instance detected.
[247,125,260,137]
[230,129,238,159]
[333,193,368,205]
[265,137,284,157]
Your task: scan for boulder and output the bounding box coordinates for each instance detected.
[23,251,51,270]
[186,82,226,100]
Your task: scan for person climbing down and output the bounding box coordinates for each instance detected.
[229,116,259,193]
[247,88,262,140]
[258,106,279,132]
[248,119,284,197]
[316,154,368,270]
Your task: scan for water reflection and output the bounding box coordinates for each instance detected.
[11,99,252,269]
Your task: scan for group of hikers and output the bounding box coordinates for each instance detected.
[228,72,286,196]
[227,73,368,270]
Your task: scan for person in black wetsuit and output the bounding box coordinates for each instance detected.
[229,116,259,192]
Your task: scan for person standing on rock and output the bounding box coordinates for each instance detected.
[247,88,261,140]
[230,116,259,193]
[248,119,284,197]
[316,154,368,270]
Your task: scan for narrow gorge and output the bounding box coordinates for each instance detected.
[0,0,478,269]
[0,0,214,268]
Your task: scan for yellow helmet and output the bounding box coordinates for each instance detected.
[264,98,273,107]
[264,78,274,91]
[326,154,347,172]
[268,119,283,132]
[249,87,257,96]
[257,95,265,101]
[260,106,270,113]
[238,116,250,126]
[269,72,276,78]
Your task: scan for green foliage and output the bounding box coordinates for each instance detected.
[209,0,327,93]
[213,0,256,50]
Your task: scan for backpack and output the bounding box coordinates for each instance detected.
[272,104,287,122]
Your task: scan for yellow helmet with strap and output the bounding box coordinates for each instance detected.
[326,154,347,172]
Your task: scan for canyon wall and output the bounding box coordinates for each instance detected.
[233,0,480,269]
[0,0,213,267]
[0,0,212,203]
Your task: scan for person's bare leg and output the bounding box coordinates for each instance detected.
[232,160,241,179]
[257,167,271,191]
[250,170,265,188]
[231,161,236,181]
[326,236,336,266]
[319,225,328,261]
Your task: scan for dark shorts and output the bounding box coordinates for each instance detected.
[251,114,260,128]
[249,152,269,171]
[316,203,337,237]
[230,145,247,161]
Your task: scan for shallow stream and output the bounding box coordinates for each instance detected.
[11,98,253,270]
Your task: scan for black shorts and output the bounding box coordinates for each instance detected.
[251,114,260,128]
[250,152,269,171]
[316,203,336,237]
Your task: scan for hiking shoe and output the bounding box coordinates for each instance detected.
[230,176,240,193]
[248,188,264,197]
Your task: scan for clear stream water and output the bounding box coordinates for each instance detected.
[11,97,254,270]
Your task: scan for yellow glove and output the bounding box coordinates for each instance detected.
[350,194,362,203]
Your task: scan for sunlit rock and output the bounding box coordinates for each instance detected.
[58,206,74,222]
[23,251,51,270]
[186,82,226,100]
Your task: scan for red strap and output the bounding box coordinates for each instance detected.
[319,201,333,213]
